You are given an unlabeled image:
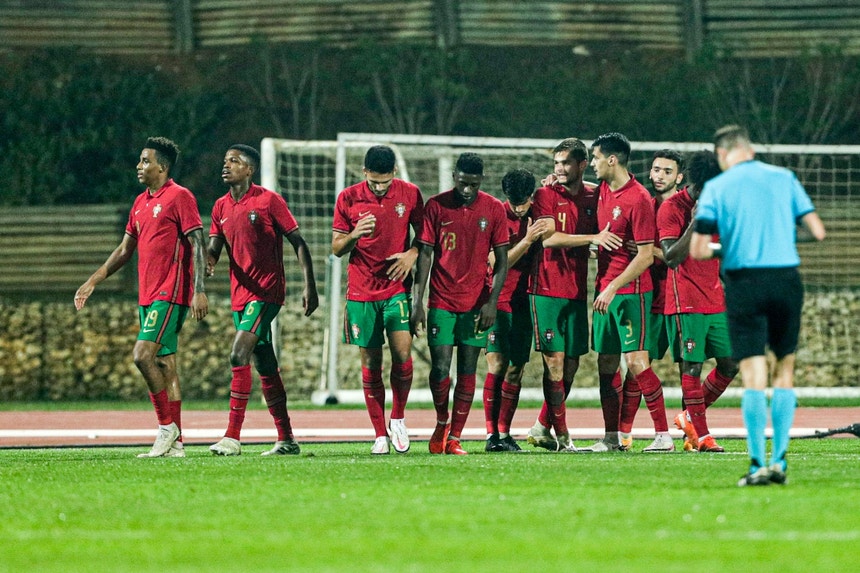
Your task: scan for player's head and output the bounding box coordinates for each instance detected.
[649,149,684,196]
[227,144,260,172]
[143,137,179,172]
[223,144,259,186]
[685,150,721,201]
[713,124,754,171]
[452,152,483,205]
[552,138,588,188]
[590,132,630,181]
[363,146,397,195]
[502,168,536,218]
[363,145,396,175]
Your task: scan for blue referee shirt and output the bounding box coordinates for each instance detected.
[694,160,815,271]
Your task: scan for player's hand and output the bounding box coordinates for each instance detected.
[385,248,418,282]
[592,287,616,315]
[73,283,93,310]
[303,288,319,316]
[592,223,623,250]
[476,303,497,333]
[410,305,426,337]
[206,255,217,277]
[540,173,558,187]
[353,214,377,239]
[192,292,209,321]
[527,218,555,243]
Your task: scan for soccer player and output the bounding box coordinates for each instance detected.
[208,144,318,456]
[483,168,553,452]
[74,137,208,458]
[588,132,673,453]
[619,149,685,449]
[691,125,825,486]
[332,145,424,455]
[411,152,509,456]
[525,138,622,452]
[659,150,739,453]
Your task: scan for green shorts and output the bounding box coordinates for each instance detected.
[671,312,733,363]
[530,295,589,356]
[343,293,411,348]
[137,301,188,357]
[233,301,281,346]
[591,291,652,354]
[427,307,488,348]
[648,312,675,361]
[486,307,533,366]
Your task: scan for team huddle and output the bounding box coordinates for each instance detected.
[74,126,825,487]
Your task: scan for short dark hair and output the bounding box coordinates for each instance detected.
[552,138,588,163]
[144,137,179,172]
[685,150,721,190]
[455,152,483,176]
[652,149,684,172]
[591,132,631,166]
[713,124,750,150]
[228,144,261,171]
[501,168,536,205]
[364,145,396,173]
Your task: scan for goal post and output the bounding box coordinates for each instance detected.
[262,134,860,404]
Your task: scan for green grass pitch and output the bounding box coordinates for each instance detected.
[1,439,858,573]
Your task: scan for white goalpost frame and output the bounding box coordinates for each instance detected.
[261,133,860,405]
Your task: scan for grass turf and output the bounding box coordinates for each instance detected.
[1,439,859,572]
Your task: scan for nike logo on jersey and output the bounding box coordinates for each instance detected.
[219,217,228,224]
[557,201,568,206]
[358,211,372,217]
[441,221,454,226]
[142,328,156,334]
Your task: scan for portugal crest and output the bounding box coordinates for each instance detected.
[395,202,406,218]
[544,329,555,342]
[684,338,696,354]
[351,323,361,339]
[612,206,622,220]
[248,209,258,224]
[152,204,162,218]
[478,217,488,232]
[429,324,440,338]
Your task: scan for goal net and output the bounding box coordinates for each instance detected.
[262,134,860,403]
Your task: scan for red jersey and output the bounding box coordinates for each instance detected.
[595,175,655,294]
[498,203,540,313]
[528,183,598,301]
[210,184,299,310]
[332,179,424,302]
[657,188,725,315]
[125,179,202,307]
[419,190,508,313]
[650,194,668,314]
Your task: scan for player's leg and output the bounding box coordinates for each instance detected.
[427,308,456,453]
[445,312,488,455]
[156,353,186,457]
[529,295,571,450]
[254,342,300,456]
[483,311,510,450]
[702,313,738,407]
[588,296,625,452]
[677,313,723,452]
[383,293,413,453]
[345,299,389,453]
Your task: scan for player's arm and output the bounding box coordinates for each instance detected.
[542,222,622,251]
[690,218,719,260]
[507,217,552,268]
[409,243,433,336]
[797,211,826,242]
[206,235,225,277]
[478,244,509,332]
[593,242,654,314]
[187,228,209,321]
[287,229,319,317]
[661,221,695,269]
[331,214,376,257]
[74,233,137,310]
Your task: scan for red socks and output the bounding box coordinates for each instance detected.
[497,381,521,435]
[618,371,640,434]
[362,366,387,438]
[169,399,182,441]
[225,365,253,440]
[430,376,452,424]
[260,372,293,441]
[389,359,413,420]
[636,367,668,432]
[482,373,504,434]
[449,374,476,439]
[598,372,623,433]
[543,376,568,435]
[681,373,709,437]
[149,389,173,426]
[704,368,734,408]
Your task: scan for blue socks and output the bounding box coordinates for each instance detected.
[770,388,796,471]
[741,389,767,472]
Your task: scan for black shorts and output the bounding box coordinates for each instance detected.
[722,267,804,361]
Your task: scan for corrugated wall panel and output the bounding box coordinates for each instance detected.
[458,1,684,49]
[193,0,436,47]
[704,0,860,57]
[0,0,175,54]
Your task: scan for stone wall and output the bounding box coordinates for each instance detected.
[0,289,856,402]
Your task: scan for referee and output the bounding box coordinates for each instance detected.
[690,125,826,487]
